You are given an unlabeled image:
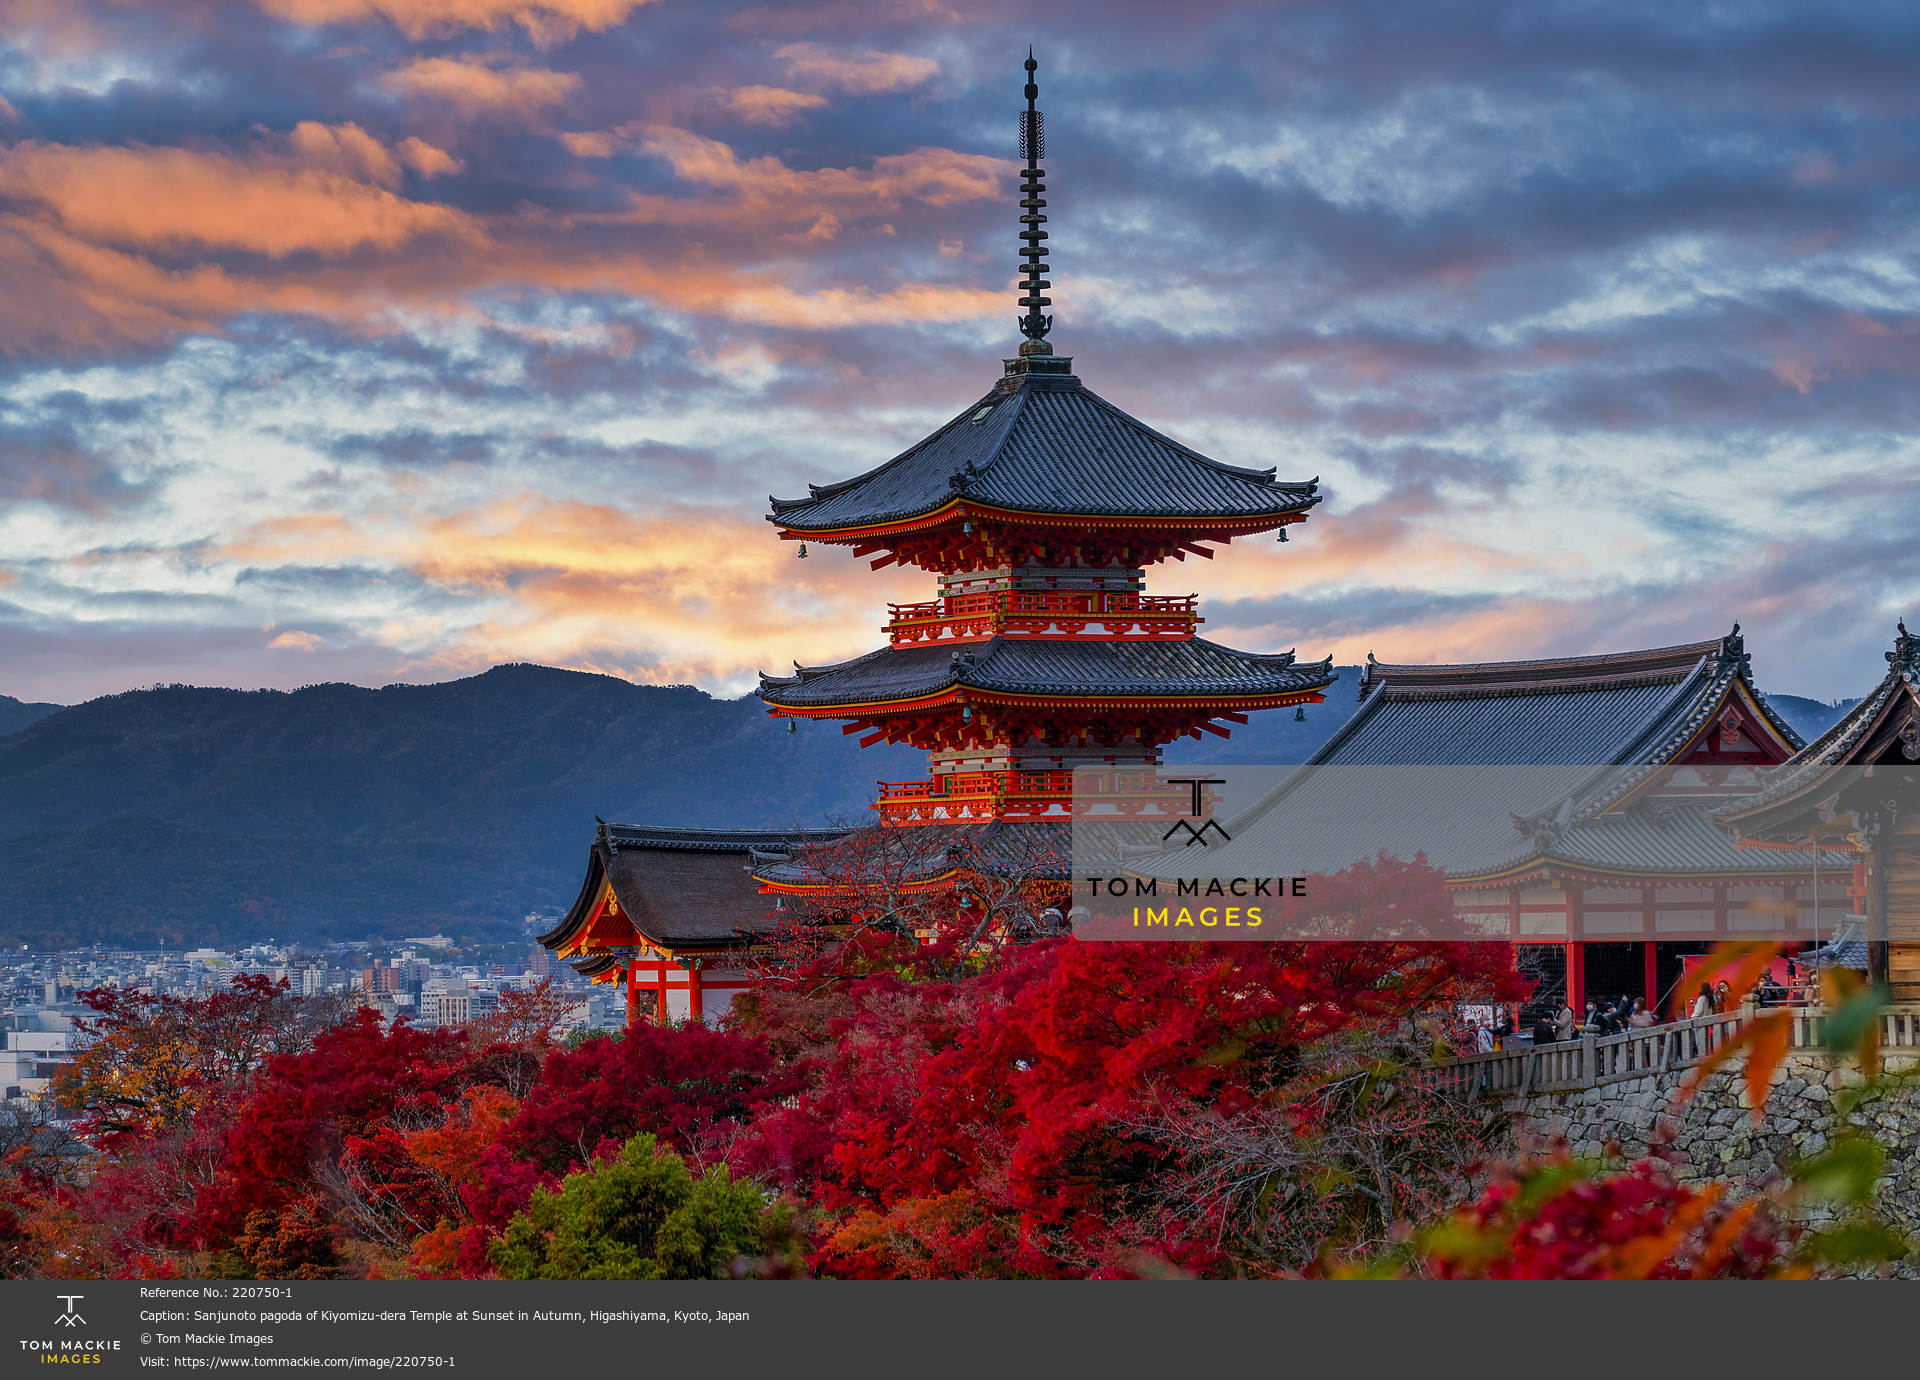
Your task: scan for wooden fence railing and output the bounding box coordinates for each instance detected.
[1424,1004,1920,1100]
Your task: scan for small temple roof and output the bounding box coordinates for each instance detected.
[767,375,1320,534]
[758,636,1335,709]
[538,823,848,956]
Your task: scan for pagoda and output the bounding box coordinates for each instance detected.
[756,54,1334,826]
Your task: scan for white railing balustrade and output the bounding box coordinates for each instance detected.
[1423,1004,1920,1099]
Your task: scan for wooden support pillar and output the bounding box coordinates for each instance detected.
[1868,828,1890,987]
[624,963,638,1028]
[1566,886,1585,1016]
[655,958,668,1024]
[688,960,704,1024]
[1643,940,1658,1011]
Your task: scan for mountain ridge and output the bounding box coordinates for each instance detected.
[0,694,65,737]
[0,663,1852,949]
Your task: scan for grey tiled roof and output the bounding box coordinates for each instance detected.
[1483,800,1847,881]
[749,819,1072,888]
[768,370,1319,531]
[1808,937,1869,969]
[1309,679,1691,768]
[597,823,846,854]
[538,823,852,953]
[758,636,1336,709]
[1155,628,1833,882]
[1317,630,1803,770]
[1354,640,1732,703]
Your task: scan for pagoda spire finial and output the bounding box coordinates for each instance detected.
[1016,49,1053,355]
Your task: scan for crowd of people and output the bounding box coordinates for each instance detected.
[1472,959,1816,1052]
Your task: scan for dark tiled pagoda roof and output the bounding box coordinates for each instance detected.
[538,823,847,955]
[758,635,1335,709]
[767,366,1320,532]
[1150,627,1834,883]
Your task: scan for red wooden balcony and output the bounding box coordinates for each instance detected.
[886,591,1201,646]
[874,769,1218,825]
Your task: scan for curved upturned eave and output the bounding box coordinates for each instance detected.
[767,375,1322,536]
[761,683,1332,717]
[756,639,1337,715]
[537,845,606,952]
[1444,853,1830,887]
[766,493,1321,543]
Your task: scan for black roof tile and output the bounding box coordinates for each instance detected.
[768,370,1320,532]
[1163,627,1830,883]
[758,636,1335,709]
[537,824,851,953]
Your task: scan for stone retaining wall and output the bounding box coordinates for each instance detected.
[1496,1051,1920,1269]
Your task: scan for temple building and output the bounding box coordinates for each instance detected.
[536,57,1872,1030]
[537,57,1332,1012]
[1714,623,1920,1000]
[1179,627,1848,1016]
[753,54,1333,835]
[536,823,844,1024]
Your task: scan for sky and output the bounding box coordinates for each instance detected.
[4,0,1920,707]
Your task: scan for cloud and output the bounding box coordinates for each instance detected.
[255,0,652,44]
[9,0,1920,708]
[559,130,614,158]
[211,493,926,687]
[268,630,325,649]
[0,130,479,258]
[379,55,582,114]
[0,420,151,515]
[727,86,830,128]
[396,137,465,178]
[774,43,939,94]
[631,125,1003,211]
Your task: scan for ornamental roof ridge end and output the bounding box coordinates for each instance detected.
[1709,618,1920,820]
[1889,618,1920,673]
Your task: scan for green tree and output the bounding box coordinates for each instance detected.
[490,1134,790,1279]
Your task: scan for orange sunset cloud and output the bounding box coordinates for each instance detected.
[256,0,652,43]
[0,128,478,258]
[727,86,831,128]
[775,43,940,94]
[1,107,1012,353]
[380,55,583,114]
[633,126,1002,209]
[216,494,928,683]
